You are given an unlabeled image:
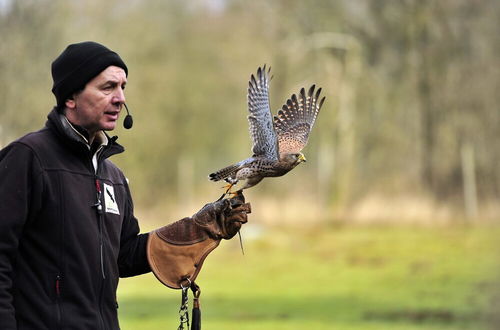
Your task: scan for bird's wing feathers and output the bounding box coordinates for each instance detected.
[247,65,279,161]
[273,85,325,154]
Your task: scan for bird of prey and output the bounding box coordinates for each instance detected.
[209,65,325,194]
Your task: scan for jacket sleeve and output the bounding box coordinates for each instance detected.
[0,142,43,328]
[117,180,151,277]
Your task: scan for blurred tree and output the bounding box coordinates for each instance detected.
[1,0,499,219]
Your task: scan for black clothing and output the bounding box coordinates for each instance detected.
[0,108,150,329]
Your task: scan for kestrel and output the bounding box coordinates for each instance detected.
[209,65,325,193]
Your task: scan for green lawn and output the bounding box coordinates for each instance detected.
[117,223,500,329]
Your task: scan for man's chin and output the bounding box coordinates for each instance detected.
[102,121,118,131]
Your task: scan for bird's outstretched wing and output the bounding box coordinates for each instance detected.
[273,85,325,154]
[247,65,279,161]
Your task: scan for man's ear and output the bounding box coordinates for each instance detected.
[65,96,76,110]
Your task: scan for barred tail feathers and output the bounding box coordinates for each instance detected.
[208,163,240,182]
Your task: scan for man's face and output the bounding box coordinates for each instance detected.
[66,66,127,136]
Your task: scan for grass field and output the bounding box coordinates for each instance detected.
[117,223,500,329]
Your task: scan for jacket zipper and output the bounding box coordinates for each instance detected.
[55,275,62,327]
[94,173,106,330]
[94,178,106,279]
[94,146,117,330]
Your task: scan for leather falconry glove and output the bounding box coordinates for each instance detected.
[147,191,251,289]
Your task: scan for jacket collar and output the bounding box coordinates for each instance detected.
[45,107,124,159]
[59,115,108,149]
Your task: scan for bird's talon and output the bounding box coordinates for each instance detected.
[229,191,240,198]
[222,183,234,195]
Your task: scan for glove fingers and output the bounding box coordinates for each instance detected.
[221,214,245,238]
[212,198,231,214]
[228,212,248,224]
[230,203,251,215]
[229,190,245,206]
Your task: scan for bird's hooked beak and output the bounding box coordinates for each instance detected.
[298,153,307,163]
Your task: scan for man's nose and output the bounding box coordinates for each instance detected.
[112,88,126,105]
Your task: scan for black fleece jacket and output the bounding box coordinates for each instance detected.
[0,108,150,329]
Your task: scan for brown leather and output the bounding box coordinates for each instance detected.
[147,193,251,289]
[147,221,220,289]
[221,202,251,238]
[191,196,251,240]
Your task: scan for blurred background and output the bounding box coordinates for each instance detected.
[1,0,499,329]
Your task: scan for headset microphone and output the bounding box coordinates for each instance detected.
[123,103,133,129]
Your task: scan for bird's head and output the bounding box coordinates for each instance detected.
[297,152,307,163]
[282,152,307,165]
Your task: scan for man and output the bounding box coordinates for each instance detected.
[0,41,249,329]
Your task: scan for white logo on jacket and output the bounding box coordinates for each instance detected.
[103,183,120,215]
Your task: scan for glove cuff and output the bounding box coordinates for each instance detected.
[147,217,220,289]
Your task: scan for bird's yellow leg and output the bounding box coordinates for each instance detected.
[216,183,234,202]
[222,183,234,195]
[228,190,242,198]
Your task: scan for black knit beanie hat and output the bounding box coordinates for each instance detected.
[51,41,128,107]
